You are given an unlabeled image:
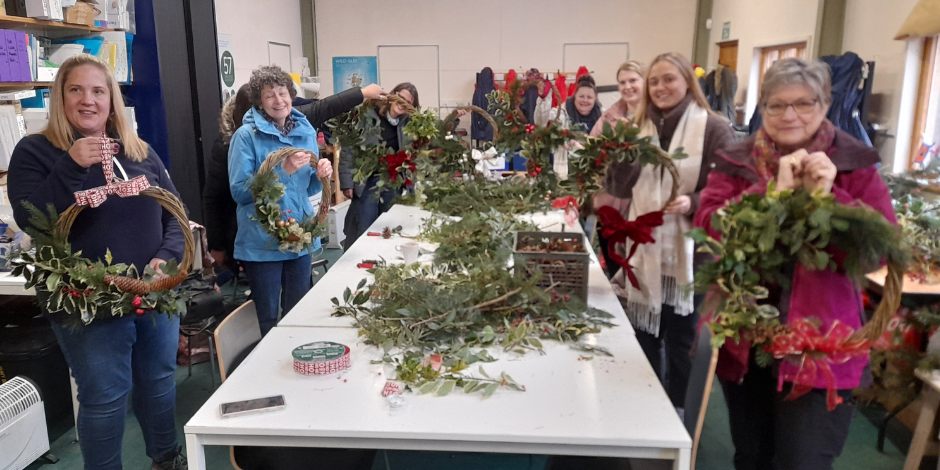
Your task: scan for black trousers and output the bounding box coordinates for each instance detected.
[635,303,700,408]
[720,358,854,470]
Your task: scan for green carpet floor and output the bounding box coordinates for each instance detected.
[23,246,919,470]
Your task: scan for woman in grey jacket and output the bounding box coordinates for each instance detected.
[341,82,418,250]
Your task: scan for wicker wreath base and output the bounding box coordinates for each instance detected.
[53,186,195,296]
[253,146,331,250]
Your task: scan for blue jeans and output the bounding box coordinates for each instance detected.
[49,312,180,470]
[243,254,312,335]
[343,176,396,250]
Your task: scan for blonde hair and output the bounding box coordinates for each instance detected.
[634,52,714,125]
[616,60,647,80]
[43,54,148,161]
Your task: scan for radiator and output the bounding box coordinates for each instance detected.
[326,200,351,250]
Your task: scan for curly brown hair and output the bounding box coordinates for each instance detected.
[248,65,297,108]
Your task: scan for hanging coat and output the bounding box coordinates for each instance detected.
[504,69,517,90]
[567,66,590,97]
[553,74,568,108]
[471,67,497,141]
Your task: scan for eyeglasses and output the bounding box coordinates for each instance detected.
[763,99,818,116]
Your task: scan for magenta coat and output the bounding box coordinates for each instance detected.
[693,128,897,390]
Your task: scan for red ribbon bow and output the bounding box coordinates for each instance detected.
[766,319,869,411]
[380,150,415,185]
[596,206,664,290]
[73,133,151,208]
[551,196,579,227]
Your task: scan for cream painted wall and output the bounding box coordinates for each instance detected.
[313,0,697,109]
[215,0,305,91]
[842,0,920,168]
[707,0,818,117]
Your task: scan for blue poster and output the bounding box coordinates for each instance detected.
[332,56,378,94]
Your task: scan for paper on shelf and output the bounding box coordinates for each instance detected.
[96,32,128,83]
[48,44,85,67]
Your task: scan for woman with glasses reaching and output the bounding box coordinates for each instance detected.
[694,58,896,470]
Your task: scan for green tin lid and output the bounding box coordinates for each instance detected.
[292,342,349,363]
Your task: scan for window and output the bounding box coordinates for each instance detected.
[910,36,940,169]
[758,42,808,94]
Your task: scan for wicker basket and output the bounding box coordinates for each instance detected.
[513,231,590,301]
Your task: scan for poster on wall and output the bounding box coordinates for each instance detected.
[218,34,236,102]
[332,56,377,94]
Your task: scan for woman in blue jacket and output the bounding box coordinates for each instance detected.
[229,65,333,335]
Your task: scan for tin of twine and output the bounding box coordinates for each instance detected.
[292,342,351,375]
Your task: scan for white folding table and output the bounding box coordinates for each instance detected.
[184,326,691,470]
[0,271,31,296]
[185,204,690,469]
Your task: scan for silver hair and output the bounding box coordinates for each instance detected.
[760,58,831,106]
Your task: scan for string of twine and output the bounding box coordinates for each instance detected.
[363,94,416,116]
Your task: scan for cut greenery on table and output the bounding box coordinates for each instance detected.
[332,263,614,396]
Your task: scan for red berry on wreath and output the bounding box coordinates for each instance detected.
[136,308,145,316]
[132,296,142,307]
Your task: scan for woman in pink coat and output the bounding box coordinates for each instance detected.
[694,58,896,470]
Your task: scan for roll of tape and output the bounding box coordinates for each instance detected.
[292,342,351,375]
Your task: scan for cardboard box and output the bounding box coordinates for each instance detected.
[64,1,99,26]
[24,0,63,21]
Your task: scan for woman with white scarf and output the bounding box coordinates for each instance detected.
[607,53,734,416]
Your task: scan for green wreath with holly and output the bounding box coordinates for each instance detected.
[249,147,328,253]
[12,193,194,327]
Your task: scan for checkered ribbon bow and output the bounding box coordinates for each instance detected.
[73,133,151,208]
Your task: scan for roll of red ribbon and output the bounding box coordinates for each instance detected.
[292,342,351,375]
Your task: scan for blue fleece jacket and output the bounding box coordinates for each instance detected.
[228,107,322,262]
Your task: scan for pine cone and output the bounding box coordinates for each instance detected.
[382,226,392,239]
[148,270,188,292]
[105,275,151,295]
[104,270,189,296]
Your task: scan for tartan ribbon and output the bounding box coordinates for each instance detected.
[766,318,869,411]
[597,205,664,290]
[73,132,150,208]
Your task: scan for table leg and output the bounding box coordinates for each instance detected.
[185,434,206,470]
[674,448,691,470]
[905,388,940,470]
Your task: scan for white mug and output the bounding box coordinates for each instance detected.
[395,242,420,264]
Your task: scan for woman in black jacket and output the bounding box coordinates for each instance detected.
[202,82,386,274]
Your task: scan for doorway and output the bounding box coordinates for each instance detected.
[717,40,738,72]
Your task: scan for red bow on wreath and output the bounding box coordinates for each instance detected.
[596,206,663,290]
[73,132,151,208]
[766,318,869,411]
[380,150,416,185]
